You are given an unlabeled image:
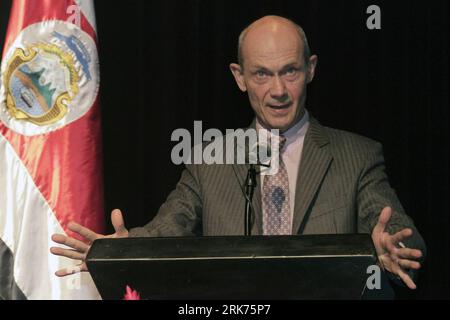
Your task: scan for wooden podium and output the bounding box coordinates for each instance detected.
[86,234,379,300]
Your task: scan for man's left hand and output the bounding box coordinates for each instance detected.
[371,207,423,289]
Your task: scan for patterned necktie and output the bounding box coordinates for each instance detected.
[262,135,291,235]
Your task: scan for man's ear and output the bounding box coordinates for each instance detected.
[306,55,318,83]
[229,63,247,92]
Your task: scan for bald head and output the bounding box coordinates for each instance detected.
[229,15,318,131]
[237,16,311,69]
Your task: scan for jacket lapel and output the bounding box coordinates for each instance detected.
[292,117,333,234]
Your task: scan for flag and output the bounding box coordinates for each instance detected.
[0,0,104,299]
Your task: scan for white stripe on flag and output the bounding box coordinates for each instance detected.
[0,133,100,300]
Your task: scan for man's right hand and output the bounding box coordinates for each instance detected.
[50,209,129,277]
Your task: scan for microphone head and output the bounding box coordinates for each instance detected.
[248,139,272,165]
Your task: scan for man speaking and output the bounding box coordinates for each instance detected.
[51,15,426,291]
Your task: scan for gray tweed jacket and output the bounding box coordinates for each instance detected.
[129,118,426,255]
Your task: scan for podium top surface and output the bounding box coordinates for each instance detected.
[87,234,375,261]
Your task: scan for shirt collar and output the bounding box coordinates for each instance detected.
[256,109,310,146]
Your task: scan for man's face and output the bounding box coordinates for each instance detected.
[230,23,317,131]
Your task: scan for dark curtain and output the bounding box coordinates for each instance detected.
[1,0,448,299]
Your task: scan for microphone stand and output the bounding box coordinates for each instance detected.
[244,164,257,236]
[243,139,271,236]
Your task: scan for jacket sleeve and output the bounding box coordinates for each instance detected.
[356,141,426,283]
[128,164,203,237]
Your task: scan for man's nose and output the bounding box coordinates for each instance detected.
[269,76,288,100]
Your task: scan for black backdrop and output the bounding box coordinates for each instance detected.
[1,0,449,299]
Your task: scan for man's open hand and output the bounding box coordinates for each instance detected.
[371,207,423,289]
[50,209,129,277]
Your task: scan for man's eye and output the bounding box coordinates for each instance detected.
[256,71,268,78]
[285,68,297,75]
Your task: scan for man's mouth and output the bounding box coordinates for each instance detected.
[267,102,292,109]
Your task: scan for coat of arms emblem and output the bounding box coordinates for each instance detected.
[4,42,79,125]
[0,21,99,135]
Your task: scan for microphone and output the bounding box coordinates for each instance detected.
[247,139,272,169]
